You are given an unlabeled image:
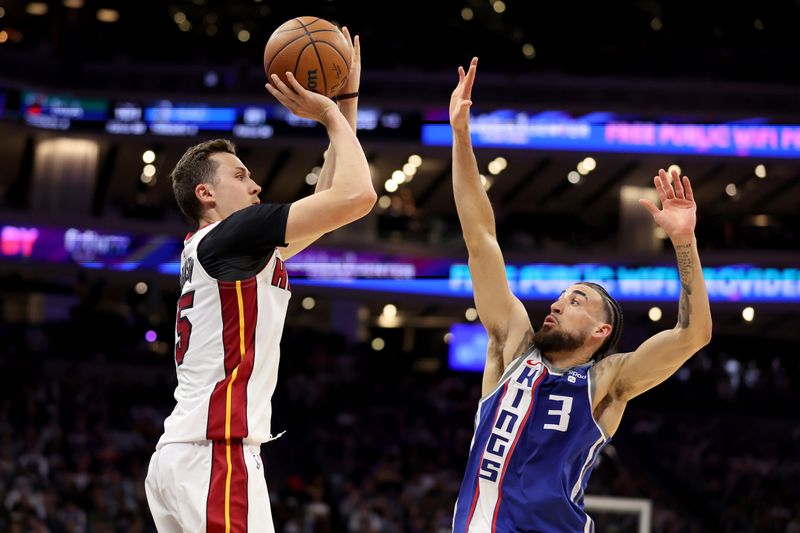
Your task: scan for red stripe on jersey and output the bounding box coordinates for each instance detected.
[232,280,257,435]
[207,440,249,533]
[207,278,258,441]
[490,368,548,531]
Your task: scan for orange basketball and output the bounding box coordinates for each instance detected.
[263,17,351,98]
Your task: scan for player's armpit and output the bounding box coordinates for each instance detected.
[481,336,506,397]
[588,357,628,437]
[479,324,534,397]
[277,234,325,261]
[597,328,709,403]
[283,189,374,243]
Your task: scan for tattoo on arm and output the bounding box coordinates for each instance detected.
[675,244,694,329]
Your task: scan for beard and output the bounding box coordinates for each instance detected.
[534,326,588,356]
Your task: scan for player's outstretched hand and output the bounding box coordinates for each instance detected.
[449,57,478,134]
[265,72,338,124]
[639,168,697,240]
[339,26,360,96]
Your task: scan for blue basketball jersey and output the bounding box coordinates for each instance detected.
[453,348,609,533]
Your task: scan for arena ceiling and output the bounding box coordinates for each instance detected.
[0,0,797,84]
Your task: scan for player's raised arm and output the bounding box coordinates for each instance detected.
[278,27,362,260]
[593,169,712,433]
[265,65,376,245]
[450,58,533,392]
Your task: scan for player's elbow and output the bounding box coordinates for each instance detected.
[698,320,713,347]
[693,316,713,348]
[329,180,376,217]
[676,321,712,351]
[464,233,500,259]
[336,189,376,222]
[352,189,377,217]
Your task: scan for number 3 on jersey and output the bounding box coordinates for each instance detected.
[175,291,195,366]
[543,394,573,432]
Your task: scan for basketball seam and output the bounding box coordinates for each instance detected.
[296,18,329,96]
[265,30,341,77]
[315,40,349,68]
[274,18,321,34]
[292,42,317,85]
[315,41,350,92]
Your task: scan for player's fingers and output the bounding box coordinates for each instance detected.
[659,169,675,198]
[467,57,478,76]
[269,73,293,94]
[342,27,356,63]
[270,74,300,105]
[653,174,667,202]
[683,176,695,202]
[284,72,306,95]
[458,66,465,83]
[638,198,660,216]
[463,60,477,93]
[672,169,685,198]
[353,34,360,61]
[265,83,294,108]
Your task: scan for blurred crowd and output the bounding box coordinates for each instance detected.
[1,308,798,532]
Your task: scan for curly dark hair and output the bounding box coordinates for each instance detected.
[170,139,237,223]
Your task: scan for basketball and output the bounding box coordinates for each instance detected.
[263,17,351,98]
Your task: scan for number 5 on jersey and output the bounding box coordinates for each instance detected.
[175,291,195,366]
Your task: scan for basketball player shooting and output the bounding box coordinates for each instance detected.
[449,58,713,532]
[145,29,374,533]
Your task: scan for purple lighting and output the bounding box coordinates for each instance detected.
[145,330,157,343]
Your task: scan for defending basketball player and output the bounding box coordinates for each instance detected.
[449,58,712,532]
[145,29,374,533]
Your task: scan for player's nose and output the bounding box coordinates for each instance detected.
[251,180,262,195]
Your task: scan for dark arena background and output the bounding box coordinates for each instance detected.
[1,1,799,531]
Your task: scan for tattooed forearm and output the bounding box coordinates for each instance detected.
[675,243,694,328]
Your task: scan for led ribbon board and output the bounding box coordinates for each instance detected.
[293,264,800,303]
[22,90,108,131]
[1,225,797,303]
[422,111,800,158]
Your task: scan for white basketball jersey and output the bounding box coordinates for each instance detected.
[157,223,292,448]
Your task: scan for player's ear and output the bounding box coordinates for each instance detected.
[593,322,612,340]
[195,182,215,208]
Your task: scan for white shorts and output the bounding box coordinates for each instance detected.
[145,441,274,533]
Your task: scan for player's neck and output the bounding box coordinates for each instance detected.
[542,349,593,371]
[198,209,223,228]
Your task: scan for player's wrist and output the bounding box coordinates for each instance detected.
[316,103,341,127]
[451,124,471,137]
[320,106,349,130]
[670,233,695,247]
